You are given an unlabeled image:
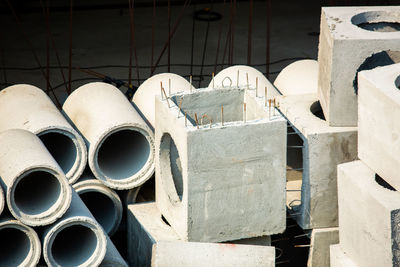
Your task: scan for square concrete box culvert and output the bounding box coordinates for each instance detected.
[277,93,357,230]
[155,86,287,242]
[318,6,400,127]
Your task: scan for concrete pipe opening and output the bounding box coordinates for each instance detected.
[51,224,98,267]
[352,11,400,32]
[0,227,32,266]
[310,101,326,121]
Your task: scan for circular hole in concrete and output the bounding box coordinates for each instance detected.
[352,11,400,32]
[39,132,77,176]
[98,129,150,180]
[353,50,400,94]
[52,224,98,266]
[375,173,396,191]
[14,171,61,215]
[0,227,31,266]
[79,191,115,234]
[310,101,326,121]
[161,215,171,227]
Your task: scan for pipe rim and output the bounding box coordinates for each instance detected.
[0,185,4,216]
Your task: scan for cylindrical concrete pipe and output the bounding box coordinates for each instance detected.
[132,73,195,128]
[0,185,4,216]
[63,82,155,190]
[209,65,281,98]
[0,129,71,226]
[0,84,87,184]
[0,217,41,267]
[125,176,155,205]
[100,235,129,267]
[73,175,123,236]
[42,190,107,267]
[273,59,318,95]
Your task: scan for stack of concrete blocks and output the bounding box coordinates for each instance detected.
[331,63,400,266]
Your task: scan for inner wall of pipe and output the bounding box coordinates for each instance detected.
[39,132,77,175]
[14,171,61,215]
[51,224,98,266]
[0,227,31,266]
[97,129,150,180]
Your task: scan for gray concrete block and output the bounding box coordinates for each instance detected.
[277,93,357,229]
[317,6,400,126]
[330,244,357,267]
[308,227,339,267]
[155,86,287,242]
[151,240,275,267]
[338,160,400,267]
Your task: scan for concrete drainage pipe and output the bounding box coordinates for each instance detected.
[0,129,71,226]
[63,82,155,190]
[42,190,107,267]
[0,84,87,184]
[0,185,4,216]
[0,218,41,267]
[73,176,123,236]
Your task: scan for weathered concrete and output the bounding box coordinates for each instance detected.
[156,86,286,242]
[0,129,71,226]
[317,6,400,126]
[0,84,87,183]
[308,227,339,267]
[358,63,400,191]
[0,217,41,267]
[100,235,129,267]
[42,190,107,267]
[151,240,275,267]
[63,82,155,190]
[330,244,357,267]
[132,73,195,128]
[274,59,318,95]
[337,160,400,267]
[277,93,357,229]
[73,175,123,236]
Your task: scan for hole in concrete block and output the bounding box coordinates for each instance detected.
[98,129,150,180]
[51,224,98,266]
[352,11,400,32]
[310,101,326,121]
[161,215,171,226]
[0,227,31,266]
[375,173,396,191]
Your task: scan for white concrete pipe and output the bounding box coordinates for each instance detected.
[0,84,87,184]
[0,185,4,216]
[273,59,318,95]
[73,175,123,236]
[209,65,281,98]
[125,176,155,205]
[63,82,155,190]
[132,73,195,128]
[100,235,128,267]
[42,190,107,267]
[0,129,71,226]
[0,217,41,267]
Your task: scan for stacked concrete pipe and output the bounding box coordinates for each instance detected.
[0,185,4,216]
[63,82,155,190]
[0,129,71,226]
[0,84,87,183]
[0,217,41,267]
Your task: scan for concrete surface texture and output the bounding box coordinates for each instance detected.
[42,190,107,267]
[0,84,87,183]
[329,244,357,267]
[0,129,71,226]
[155,86,286,242]
[62,82,155,190]
[0,217,41,267]
[318,6,400,126]
[358,63,400,191]
[337,160,400,267]
[151,240,275,267]
[274,59,318,95]
[277,93,358,229]
[308,227,339,267]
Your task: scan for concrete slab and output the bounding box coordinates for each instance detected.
[151,240,275,267]
[358,63,400,191]
[277,93,357,229]
[308,227,339,267]
[317,6,400,126]
[330,244,357,267]
[337,160,400,267]
[155,86,286,242]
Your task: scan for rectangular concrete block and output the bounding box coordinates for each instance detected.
[317,6,400,126]
[308,227,339,267]
[358,63,400,191]
[330,244,357,267]
[338,160,400,267]
[277,93,357,229]
[155,87,287,242]
[151,240,275,267]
